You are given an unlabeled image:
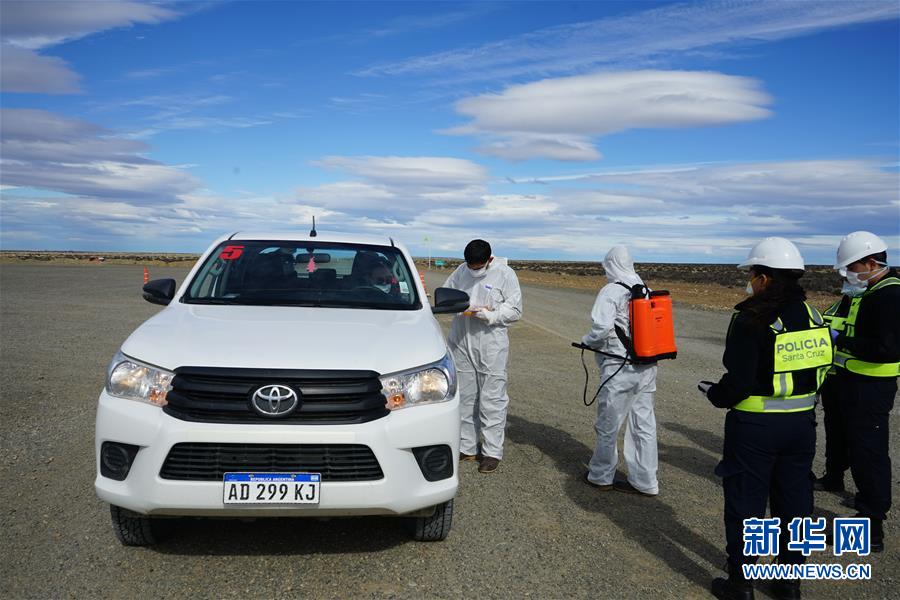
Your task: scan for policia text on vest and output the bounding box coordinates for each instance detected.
[729,303,833,414]
[774,332,832,368]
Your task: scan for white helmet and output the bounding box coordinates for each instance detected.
[833,231,887,270]
[738,237,805,270]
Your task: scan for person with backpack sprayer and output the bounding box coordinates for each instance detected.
[577,246,675,497]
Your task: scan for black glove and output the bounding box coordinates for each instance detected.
[697,380,714,396]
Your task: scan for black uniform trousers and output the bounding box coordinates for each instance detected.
[820,376,850,480]
[840,371,896,521]
[716,409,816,568]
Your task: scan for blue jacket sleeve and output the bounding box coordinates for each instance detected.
[707,314,762,409]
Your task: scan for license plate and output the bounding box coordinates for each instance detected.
[223,472,320,505]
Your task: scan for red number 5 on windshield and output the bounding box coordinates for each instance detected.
[220,245,245,260]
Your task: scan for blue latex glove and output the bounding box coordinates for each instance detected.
[698,381,713,396]
[830,328,840,342]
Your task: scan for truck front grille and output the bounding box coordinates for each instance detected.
[159,443,384,481]
[164,367,389,425]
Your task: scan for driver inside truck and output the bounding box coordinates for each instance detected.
[362,259,397,295]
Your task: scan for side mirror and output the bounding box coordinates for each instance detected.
[432,287,470,314]
[142,278,176,306]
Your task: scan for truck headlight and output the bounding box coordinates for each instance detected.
[380,353,457,410]
[106,351,174,406]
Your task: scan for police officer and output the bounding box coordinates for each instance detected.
[829,231,899,552]
[813,290,854,493]
[698,238,833,600]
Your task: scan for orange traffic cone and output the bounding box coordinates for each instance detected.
[143,267,149,284]
[418,270,428,296]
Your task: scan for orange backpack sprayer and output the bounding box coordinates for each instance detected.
[620,283,677,363]
[572,282,677,405]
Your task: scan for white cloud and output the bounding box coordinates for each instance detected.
[550,190,669,215]
[1,108,148,162]
[293,156,491,217]
[446,70,772,161]
[363,5,498,39]
[3,141,895,262]
[476,134,601,162]
[415,194,558,227]
[294,181,397,213]
[90,94,306,138]
[357,0,898,82]
[0,45,81,93]
[401,158,897,261]
[584,160,898,206]
[315,155,489,189]
[123,66,179,80]
[1,0,177,49]
[0,0,181,94]
[531,159,900,257]
[453,71,771,135]
[0,108,198,201]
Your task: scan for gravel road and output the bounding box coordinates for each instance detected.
[1,264,896,599]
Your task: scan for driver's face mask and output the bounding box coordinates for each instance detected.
[374,283,392,293]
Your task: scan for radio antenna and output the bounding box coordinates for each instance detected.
[310,216,317,237]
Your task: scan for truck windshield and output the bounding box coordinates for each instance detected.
[184,241,421,310]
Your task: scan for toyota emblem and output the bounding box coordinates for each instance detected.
[251,384,299,417]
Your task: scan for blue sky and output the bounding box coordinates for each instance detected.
[1,0,898,263]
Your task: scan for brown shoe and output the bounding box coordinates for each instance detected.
[613,480,657,497]
[583,472,613,491]
[459,453,478,462]
[478,457,500,473]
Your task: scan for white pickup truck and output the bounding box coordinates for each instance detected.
[94,231,470,544]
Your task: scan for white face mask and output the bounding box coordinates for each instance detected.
[374,283,391,293]
[745,274,762,296]
[468,265,488,278]
[841,280,867,297]
[843,263,887,286]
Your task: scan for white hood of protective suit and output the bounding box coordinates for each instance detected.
[603,245,644,287]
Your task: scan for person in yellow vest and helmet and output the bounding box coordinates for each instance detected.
[698,238,833,600]
[824,231,899,553]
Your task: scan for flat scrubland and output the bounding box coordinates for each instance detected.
[0,252,839,310]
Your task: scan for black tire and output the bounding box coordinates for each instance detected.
[411,499,453,542]
[109,505,169,546]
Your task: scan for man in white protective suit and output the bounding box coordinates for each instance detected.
[581,245,659,496]
[443,239,523,474]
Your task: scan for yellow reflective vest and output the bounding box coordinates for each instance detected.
[831,276,900,378]
[733,303,833,413]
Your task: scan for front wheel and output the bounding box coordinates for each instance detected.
[410,499,453,541]
[109,505,171,546]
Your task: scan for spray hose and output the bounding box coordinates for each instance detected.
[571,342,631,407]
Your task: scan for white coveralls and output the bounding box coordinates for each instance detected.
[581,246,659,494]
[444,259,523,460]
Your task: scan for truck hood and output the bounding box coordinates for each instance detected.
[121,304,448,374]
